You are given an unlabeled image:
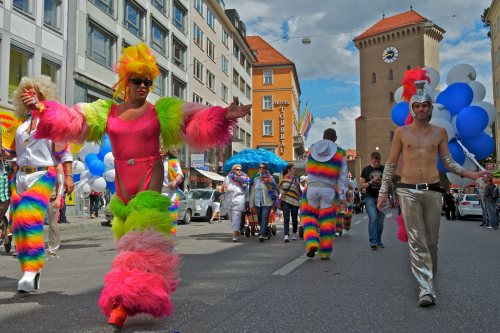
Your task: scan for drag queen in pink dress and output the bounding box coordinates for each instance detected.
[21,43,251,329]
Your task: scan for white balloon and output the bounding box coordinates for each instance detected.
[80,170,91,180]
[78,149,90,162]
[90,177,107,192]
[471,101,496,126]
[103,169,116,182]
[468,81,486,103]
[83,142,100,154]
[485,127,493,137]
[451,116,458,134]
[431,103,451,121]
[424,67,440,90]
[447,172,473,187]
[429,118,456,141]
[78,182,91,199]
[394,86,404,103]
[104,152,115,169]
[72,161,85,175]
[446,64,476,85]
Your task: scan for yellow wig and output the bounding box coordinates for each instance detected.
[113,43,160,100]
[12,75,58,118]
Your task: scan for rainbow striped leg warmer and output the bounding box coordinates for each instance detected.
[343,203,353,231]
[169,192,180,236]
[11,168,56,272]
[318,205,336,258]
[301,189,320,254]
[98,191,181,318]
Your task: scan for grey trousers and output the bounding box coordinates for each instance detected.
[47,195,60,253]
[397,188,442,299]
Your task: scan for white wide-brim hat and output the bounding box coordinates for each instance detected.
[310,139,337,162]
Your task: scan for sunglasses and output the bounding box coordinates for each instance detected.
[259,166,267,169]
[234,169,242,171]
[129,78,153,87]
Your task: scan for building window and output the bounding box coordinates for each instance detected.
[90,0,114,15]
[263,70,273,84]
[239,128,245,141]
[263,95,273,110]
[206,8,215,30]
[173,1,186,32]
[152,0,166,14]
[172,38,186,70]
[9,46,33,98]
[221,83,228,102]
[154,68,167,96]
[246,60,251,75]
[151,20,168,55]
[239,53,245,66]
[193,93,203,104]
[206,38,215,60]
[233,43,239,59]
[206,70,215,91]
[245,84,251,99]
[193,24,203,48]
[124,0,145,38]
[388,69,394,80]
[172,76,186,99]
[389,92,394,103]
[13,0,32,15]
[41,57,61,85]
[263,120,273,136]
[246,133,251,147]
[193,58,203,82]
[44,0,61,30]
[239,77,245,93]
[233,69,239,86]
[221,55,229,74]
[371,72,376,83]
[194,0,203,16]
[222,29,229,47]
[87,22,115,67]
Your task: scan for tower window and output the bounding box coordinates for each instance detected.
[388,69,393,80]
[389,92,394,103]
[371,72,376,84]
[406,65,411,70]
[389,131,395,142]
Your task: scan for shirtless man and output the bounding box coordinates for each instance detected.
[377,80,489,307]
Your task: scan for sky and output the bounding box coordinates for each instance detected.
[224,0,493,150]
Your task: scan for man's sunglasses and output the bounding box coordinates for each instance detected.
[129,78,153,87]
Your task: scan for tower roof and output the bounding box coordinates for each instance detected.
[246,36,294,66]
[353,10,427,41]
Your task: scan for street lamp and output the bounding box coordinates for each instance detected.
[301,37,311,45]
[375,146,380,151]
[331,121,336,125]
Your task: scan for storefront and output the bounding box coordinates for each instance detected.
[189,168,225,189]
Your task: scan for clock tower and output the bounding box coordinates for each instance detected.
[353,10,445,175]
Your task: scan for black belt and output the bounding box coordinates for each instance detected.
[396,182,446,193]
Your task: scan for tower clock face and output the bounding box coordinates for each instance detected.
[382,46,399,63]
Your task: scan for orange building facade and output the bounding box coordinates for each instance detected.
[246,36,305,163]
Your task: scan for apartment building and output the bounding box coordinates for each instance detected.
[486,0,500,164]
[188,0,256,186]
[0,0,68,124]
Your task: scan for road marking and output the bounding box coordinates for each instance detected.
[272,256,309,276]
[354,220,363,225]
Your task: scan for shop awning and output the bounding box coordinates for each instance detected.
[195,169,225,182]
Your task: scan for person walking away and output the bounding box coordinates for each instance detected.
[301,129,348,259]
[249,163,279,242]
[279,164,302,242]
[483,175,499,230]
[222,165,249,241]
[377,74,489,307]
[210,185,223,222]
[46,164,65,257]
[161,151,184,233]
[442,189,456,221]
[359,151,386,249]
[477,179,489,227]
[89,190,101,218]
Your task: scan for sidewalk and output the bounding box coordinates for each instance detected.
[43,206,106,233]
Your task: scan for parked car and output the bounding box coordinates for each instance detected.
[103,189,194,225]
[456,194,482,219]
[189,189,222,222]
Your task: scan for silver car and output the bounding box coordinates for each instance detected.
[189,189,224,222]
[456,194,482,219]
[103,189,194,225]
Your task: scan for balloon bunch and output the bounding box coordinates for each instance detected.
[391,65,495,187]
[72,135,116,198]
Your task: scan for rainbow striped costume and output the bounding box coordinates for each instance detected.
[301,148,347,258]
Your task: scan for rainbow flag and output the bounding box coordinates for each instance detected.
[301,112,312,136]
[298,106,307,133]
[304,114,314,139]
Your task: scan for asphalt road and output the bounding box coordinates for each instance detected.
[0,211,499,333]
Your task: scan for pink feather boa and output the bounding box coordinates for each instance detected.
[35,101,88,143]
[182,105,237,151]
[395,215,408,242]
[98,230,181,318]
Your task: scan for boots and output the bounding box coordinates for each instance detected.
[108,304,128,328]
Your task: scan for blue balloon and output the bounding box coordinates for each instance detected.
[98,142,112,160]
[455,106,488,139]
[88,159,105,176]
[85,153,99,166]
[462,133,495,160]
[436,82,473,115]
[448,140,465,165]
[106,181,116,194]
[437,157,447,173]
[73,174,81,182]
[391,101,409,126]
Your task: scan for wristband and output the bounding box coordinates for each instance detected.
[65,174,73,177]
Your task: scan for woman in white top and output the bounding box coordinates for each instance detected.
[223,164,249,242]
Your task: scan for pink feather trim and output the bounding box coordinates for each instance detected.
[116,229,176,254]
[395,215,408,242]
[182,106,237,151]
[35,101,88,143]
[182,102,208,117]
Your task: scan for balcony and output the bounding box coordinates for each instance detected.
[293,135,304,147]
